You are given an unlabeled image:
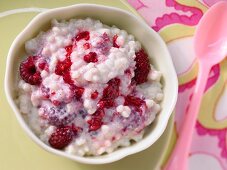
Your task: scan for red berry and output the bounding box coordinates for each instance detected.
[97,100,106,108]
[87,109,105,131]
[38,62,47,70]
[113,35,120,48]
[93,108,105,118]
[55,58,72,76]
[19,56,42,85]
[87,118,103,131]
[70,85,84,99]
[103,78,120,100]
[48,127,73,149]
[63,72,74,85]
[65,45,73,57]
[83,43,90,49]
[91,91,99,99]
[124,95,145,109]
[52,100,60,106]
[97,78,120,108]
[124,69,131,74]
[83,52,98,63]
[75,31,90,41]
[133,49,151,84]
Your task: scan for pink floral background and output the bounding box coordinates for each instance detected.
[127,0,227,169]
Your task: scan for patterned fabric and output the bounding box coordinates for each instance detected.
[127,0,227,169]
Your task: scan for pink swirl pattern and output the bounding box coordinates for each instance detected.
[128,0,227,169]
[128,0,203,31]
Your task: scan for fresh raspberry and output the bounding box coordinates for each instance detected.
[124,69,131,74]
[52,100,61,106]
[83,52,98,63]
[90,91,99,99]
[93,108,105,118]
[98,78,120,108]
[19,56,42,85]
[75,31,90,41]
[83,43,90,50]
[133,49,151,84]
[46,106,76,127]
[87,118,103,131]
[97,100,114,109]
[113,35,119,48]
[87,109,105,131]
[55,58,72,76]
[124,96,145,113]
[103,78,120,100]
[38,62,47,70]
[63,72,74,85]
[48,126,73,149]
[124,95,145,109]
[55,47,74,85]
[70,85,84,99]
[65,45,73,57]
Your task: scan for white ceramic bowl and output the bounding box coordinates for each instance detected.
[4,4,178,164]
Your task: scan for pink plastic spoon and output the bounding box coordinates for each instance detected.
[164,2,227,170]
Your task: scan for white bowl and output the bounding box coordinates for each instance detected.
[4,4,178,164]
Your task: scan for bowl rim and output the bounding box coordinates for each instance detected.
[4,3,178,164]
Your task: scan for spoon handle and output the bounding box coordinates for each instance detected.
[163,61,211,170]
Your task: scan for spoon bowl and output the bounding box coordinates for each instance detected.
[194,1,227,63]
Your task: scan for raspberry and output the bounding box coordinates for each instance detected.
[83,52,98,63]
[83,43,90,50]
[90,91,99,99]
[103,78,120,100]
[87,109,105,131]
[97,100,114,109]
[19,56,42,85]
[70,85,84,99]
[124,69,131,74]
[48,127,73,149]
[52,100,61,106]
[87,118,103,131]
[38,62,47,70]
[55,47,74,85]
[46,106,76,127]
[65,45,73,57]
[55,58,72,76]
[133,49,151,84]
[75,31,90,41]
[63,72,74,85]
[98,78,120,108]
[113,35,120,48]
[124,95,145,111]
[93,108,105,118]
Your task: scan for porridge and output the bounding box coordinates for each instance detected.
[17,18,163,156]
